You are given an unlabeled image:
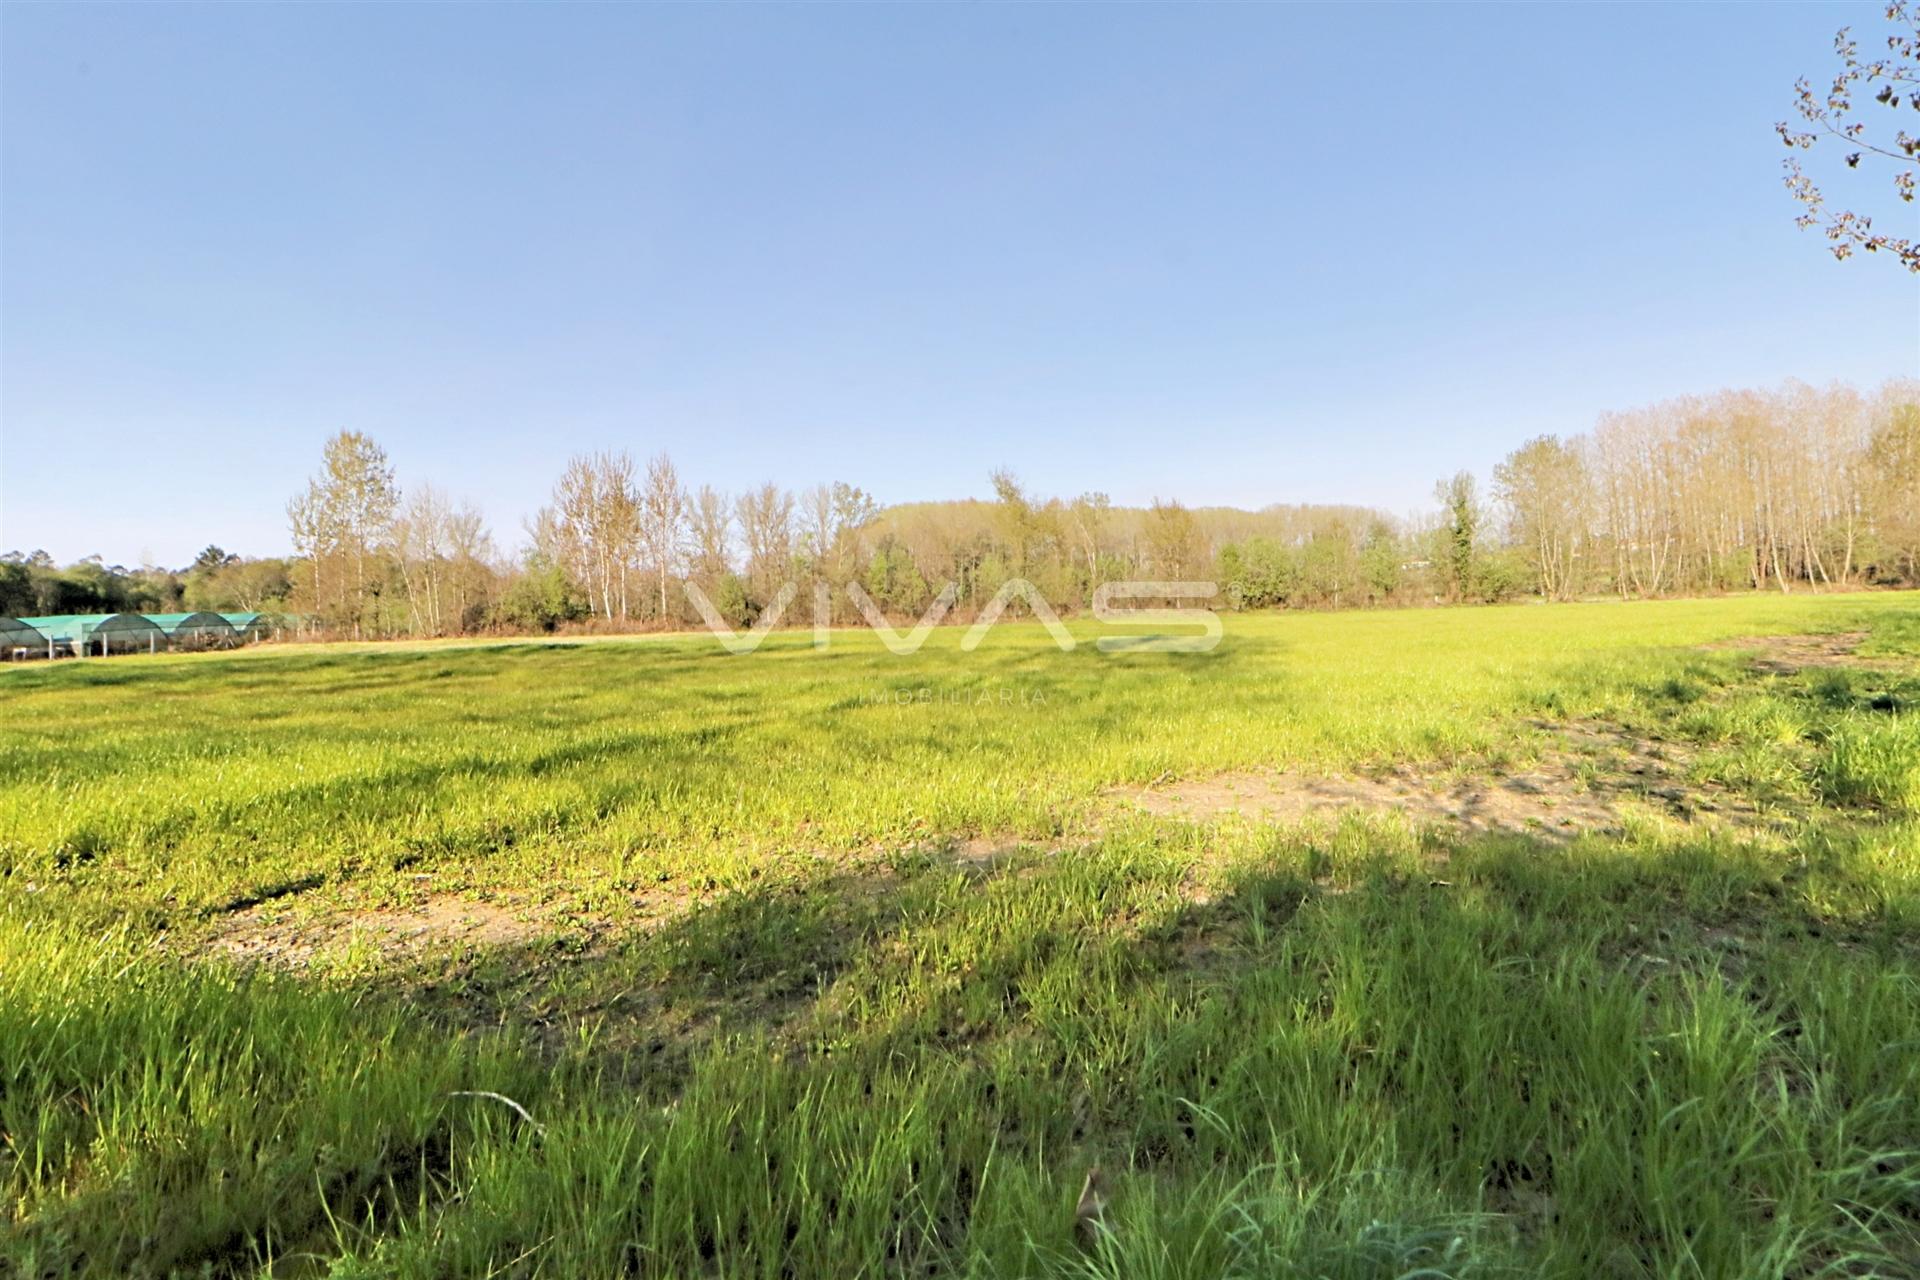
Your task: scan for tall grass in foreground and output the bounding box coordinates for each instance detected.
[0,917,536,1276]
[8,823,1920,1278]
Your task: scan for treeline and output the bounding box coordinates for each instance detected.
[0,547,293,618]
[7,378,1914,638]
[1524,381,1920,597]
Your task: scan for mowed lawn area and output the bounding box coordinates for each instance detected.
[4,593,1920,1278]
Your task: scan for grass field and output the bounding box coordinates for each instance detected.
[4,593,1920,1278]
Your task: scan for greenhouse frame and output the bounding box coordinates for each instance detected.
[0,616,50,658]
[23,613,167,656]
[147,611,239,648]
[3,611,288,660]
[222,612,284,642]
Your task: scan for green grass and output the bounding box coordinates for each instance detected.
[3,593,1918,1277]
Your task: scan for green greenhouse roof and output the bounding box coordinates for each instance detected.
[145,612,237,635]
[19,614,115,639]
[5,612,283,652]
[0,616,49,645]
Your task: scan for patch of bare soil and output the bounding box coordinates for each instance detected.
[212,893,550,966]
[1702,631,1875,674]
[943,836,1029,874]
[1109,720,1768,843]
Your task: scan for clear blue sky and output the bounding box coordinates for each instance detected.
[3,3,1915,567]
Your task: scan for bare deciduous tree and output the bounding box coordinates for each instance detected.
[688,485,734,587]
[544,451,639,620]
[736,482,795,602]
[395,485,496,636]
[639,454,685,621]
[288,430,399,636]
[1495,436,1590,601]
[1068,491,1112,593]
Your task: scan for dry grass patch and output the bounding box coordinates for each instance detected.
[1702,629,1882,674]
[211,893,561,967]
[1109,718,1773,843]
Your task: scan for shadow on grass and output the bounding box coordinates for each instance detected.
[10,819,1920,1278]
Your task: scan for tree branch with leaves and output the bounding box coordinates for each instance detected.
[1778,2,1920,271]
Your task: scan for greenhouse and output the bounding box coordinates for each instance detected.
[21,614,109,654]
[0,616,50,658]
[22,613,168,656]
[222,612,284,642]
[147,611,238,648]
[1,611,288,661]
